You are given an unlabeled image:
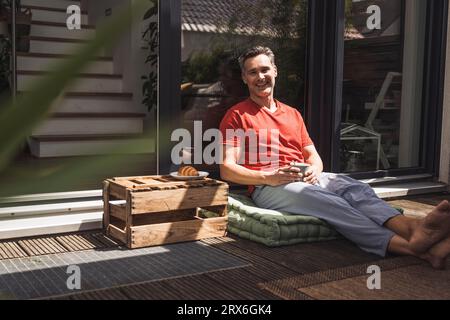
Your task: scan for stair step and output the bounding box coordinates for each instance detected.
[31,134,150,142]
[32,115,145,136]
[26,36,106,55]
[18,70,120,77]
[17,71,123,93]
[26,36,88,43]
[32,20,95,29]
[19,91,133,98]
[56,94,136,113]
[23,5,87,15]
[50,113,146,118]
[30,21,95,40]
[18,91,136,113]
[28,135,155,157]
[22,0,82,11]
[17,53,113,74]
[64,92,133,98]
[17,52,111,60]
[23,5,88,24]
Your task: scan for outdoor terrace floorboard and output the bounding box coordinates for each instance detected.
[0,192,449,300]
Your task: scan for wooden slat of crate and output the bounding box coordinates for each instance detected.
[108,181,127,199]
[138,179,224,189]
[109,203,225,224]
[103,181,110,229]
[107,224,127,245]
[130,185,228,214]
[106,179,211,198]
[199,205,228,217]
[112,175,177,184]
[112,175,164,181]
[130,216,227,248]
[109,176,225,190]
[125,190,132,239]
[132,209,196,225]
[109,203,126,221]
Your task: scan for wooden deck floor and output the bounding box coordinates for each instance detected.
[1,192,449,300]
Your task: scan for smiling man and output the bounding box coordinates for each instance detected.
[219,46,450,269]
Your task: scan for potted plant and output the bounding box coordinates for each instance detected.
[2,0,32,52]
[0,37,10,101]
[0,2,10,98]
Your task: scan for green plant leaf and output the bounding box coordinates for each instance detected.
[0,136,155,197]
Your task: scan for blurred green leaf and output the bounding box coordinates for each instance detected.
[1,137,155,197]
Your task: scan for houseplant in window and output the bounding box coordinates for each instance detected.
[2,0,32,52]
[0,2,8,36]
[141,0,158,112]
[0,3,10,101]
[0,37,10,99]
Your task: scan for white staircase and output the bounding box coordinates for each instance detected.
[17,53,114,73]
[21,0,84,10]
[19,0,152,158]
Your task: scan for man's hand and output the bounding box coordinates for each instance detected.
[263,166,304,186]
[303,165,321,185]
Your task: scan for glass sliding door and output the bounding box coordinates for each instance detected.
[178,0,308,178]
[340,0,427,173]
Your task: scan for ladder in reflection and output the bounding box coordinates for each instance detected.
[364,72,402,170]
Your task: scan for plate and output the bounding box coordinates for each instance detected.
[169,171,209,180]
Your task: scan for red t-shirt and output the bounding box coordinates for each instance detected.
[219,98,314,193]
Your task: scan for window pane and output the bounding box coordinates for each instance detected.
[340,0,426,173]
[180,0,308,177]
[0,1,158,196]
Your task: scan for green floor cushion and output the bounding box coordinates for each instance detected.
[225,193,340,247]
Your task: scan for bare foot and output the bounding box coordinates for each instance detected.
[420,253,445,269]
[409,200,450,254]
[420,237,450,269]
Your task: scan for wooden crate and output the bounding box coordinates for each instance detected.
[103,175,229,248]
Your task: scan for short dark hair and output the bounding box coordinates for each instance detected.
[238,46,276,72]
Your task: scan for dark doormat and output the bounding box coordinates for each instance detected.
[259,256,450,300]
[0,241,249,300]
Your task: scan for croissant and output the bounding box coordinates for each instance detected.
[178,165,199,176]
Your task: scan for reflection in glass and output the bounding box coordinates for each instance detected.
[341,0,426,173]
[180,0,308,178]
[0,1,158,194]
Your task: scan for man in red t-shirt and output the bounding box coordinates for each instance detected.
[219,46,450,269]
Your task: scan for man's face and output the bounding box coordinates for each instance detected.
[242,54,277,99]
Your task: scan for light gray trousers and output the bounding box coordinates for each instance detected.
[251,172,401,256]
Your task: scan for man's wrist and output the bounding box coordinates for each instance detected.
[308,164,322,174]
[259,171,269,185]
